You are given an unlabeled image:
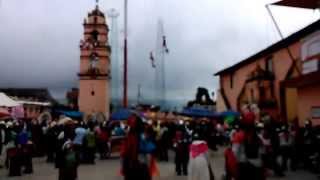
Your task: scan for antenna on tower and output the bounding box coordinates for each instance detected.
[107,8,121,110]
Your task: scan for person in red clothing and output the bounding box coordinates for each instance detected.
[96,123,109,159]
[241,110,256,128]
[121,114,158,180]
[224,147,238,180]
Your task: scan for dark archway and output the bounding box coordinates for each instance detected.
[91,30,99,41]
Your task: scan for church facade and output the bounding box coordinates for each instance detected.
[78,5,111,117]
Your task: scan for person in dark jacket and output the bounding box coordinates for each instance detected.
[46,122,59,163]
[58,139,79,180]
[173,122,190,176]
[0,121,6,167]
[30,119,44,157]
[17,124,33,174]
[83,124,96,164]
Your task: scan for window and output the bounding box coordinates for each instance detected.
[266,57,273,73]
[259,87,266,100]
[250,89,254,102]
[91,30,99,41]
[90,53,99,69]
[230,73,234,89]
[311,107,320,119]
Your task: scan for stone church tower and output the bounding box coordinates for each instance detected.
[78,5,110,117]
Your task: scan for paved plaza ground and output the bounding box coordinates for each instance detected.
[0,150,318,180]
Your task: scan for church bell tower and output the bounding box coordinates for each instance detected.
[78,5,110,117]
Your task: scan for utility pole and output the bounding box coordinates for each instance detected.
[155,19,169,109]
[137,84,141,105]
[107,8,120,109]
[123,0,128,108]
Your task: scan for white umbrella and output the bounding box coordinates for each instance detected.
[0,93,20,107]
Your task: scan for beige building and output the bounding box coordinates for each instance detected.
[215,20,320,125]
[78,6,111,117]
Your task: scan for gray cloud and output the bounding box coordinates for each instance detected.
[0,0,317,102]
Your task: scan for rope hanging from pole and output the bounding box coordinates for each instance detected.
[265,4,301,75]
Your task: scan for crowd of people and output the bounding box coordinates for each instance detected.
[0,109,319,180]
[0,116,116,179]
[120,113,219,180]
[0,111,216,180]
[224,113,320,180]
[119,109,320,180]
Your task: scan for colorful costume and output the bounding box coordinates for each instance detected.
[188,140,212,180]
[121,115,158,180]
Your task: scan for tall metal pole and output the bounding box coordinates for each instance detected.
[137,83,141,105]
[123,0,128,107]
[266,5,301,75]
[107,9,120,109]
[161,40,166,109]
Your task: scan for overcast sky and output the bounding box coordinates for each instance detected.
[0,0,318,102]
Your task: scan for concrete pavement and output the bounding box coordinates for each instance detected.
[0,150,318,180]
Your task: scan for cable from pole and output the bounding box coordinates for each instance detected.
[265,4,301,75]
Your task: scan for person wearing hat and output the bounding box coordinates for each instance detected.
[58,139,79,180]
[278,124,293,172]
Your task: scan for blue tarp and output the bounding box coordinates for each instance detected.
[181,108,219,118]
[220,110,240,117]
[110,108,132,120]
[56,110,84,118]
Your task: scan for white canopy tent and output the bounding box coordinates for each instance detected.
[0,92,20,107]
[16,100,51,106]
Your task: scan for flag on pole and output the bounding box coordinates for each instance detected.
[150,52,156,68]
[163,36,169,53]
